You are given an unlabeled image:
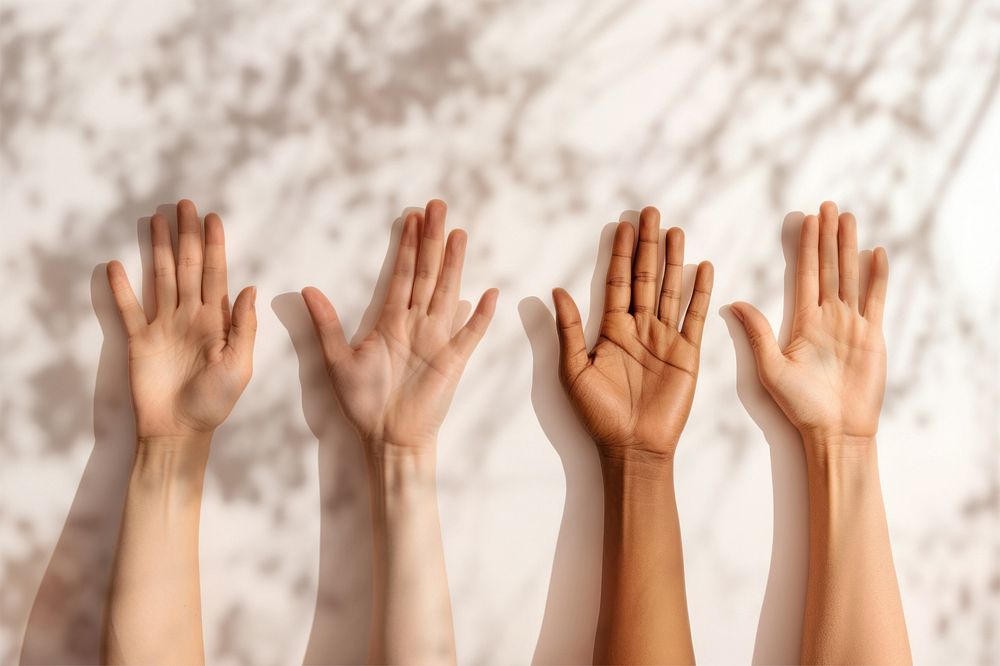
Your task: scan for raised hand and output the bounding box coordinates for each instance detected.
[104,200,256,665]
[553,206,714,460]
[107,199,257,440]
[731,201,888,447]
[302,199,498,454]
[732,202,910,665]
[553,207,711,665]
[301,199,496,665]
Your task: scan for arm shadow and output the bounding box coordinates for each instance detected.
[19,207,190,665]
[19,264,133,665]
[272,208,420,665]
[719,211,809,665]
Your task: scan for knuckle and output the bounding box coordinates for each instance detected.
[633,271,657,283]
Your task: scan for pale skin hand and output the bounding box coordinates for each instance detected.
[103,199,256,666]
[730,201,887,445]
[554,207,713,665]
[732,201,911,665]
[108,199,257,439]
[303,199,497,665]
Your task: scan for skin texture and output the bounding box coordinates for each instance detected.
[302,199,497,665]
[103,200,257,665]
[553,207,713,665]
[731,201,911,665]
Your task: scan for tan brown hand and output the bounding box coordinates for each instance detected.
[553,207,714,460]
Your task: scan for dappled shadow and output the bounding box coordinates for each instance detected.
[2,1,998,663]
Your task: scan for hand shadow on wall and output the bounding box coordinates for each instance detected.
[19,207,170,664]
[272,208,422,665]
[521,217,648,665]
[719,211,824,665]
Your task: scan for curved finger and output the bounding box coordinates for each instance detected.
[302,286,351,367]
[384,212,421,308]
[226,286,257,376]
[552,287,588,382]
[730,301,782,383]
[176,199,204,305]
[451,288,498,358]
[631,206,660,316]
[680,261,714,346]
[837,212,859,308]
[604,221,634,317]
[410,199,447,311]
[150,213,177,318]
[658,227,685,327]
[863,247,889,326]
[796,214,820,310]
[202,212,229,313]
[106,261,146,335]
[818,201,840,302]
[428,228,467,318]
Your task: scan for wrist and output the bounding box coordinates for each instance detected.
[800,431,877,464]
[599,449,675,504]
[598,445,676,470]
[131,435,211,495]
[364,439,438,486]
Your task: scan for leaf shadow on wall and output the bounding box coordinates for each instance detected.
[18,207,173,664]
[272,208,425,665]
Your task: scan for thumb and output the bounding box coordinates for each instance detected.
[552,288,588,384]
[730,301,780,378]
[228,286,258,372]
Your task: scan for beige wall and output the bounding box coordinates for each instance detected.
[1,1,997,663]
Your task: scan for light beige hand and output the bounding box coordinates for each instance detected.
[731,201,889,448]
[107,199,257,440]
[302,199,498,454]
[731,201,910,665]
[104,199,256,666]
[301,199,496,665]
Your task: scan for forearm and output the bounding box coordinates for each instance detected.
[801,436,911,665]
[103,435,211,665]
[366,444,456,665]
[594,451,694,665]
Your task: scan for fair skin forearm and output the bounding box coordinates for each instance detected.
[104,436,210,665]
[801,437,910,665]
[594,453,693,665]
[732,201,910,664]
[303,199,496,665]
[367,446,455,664]
[103,200,256,665]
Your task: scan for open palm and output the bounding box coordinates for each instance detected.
[554,207,714,459]
[107,200,257,439]
[302,200,497,452]
[732,201,889,442]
